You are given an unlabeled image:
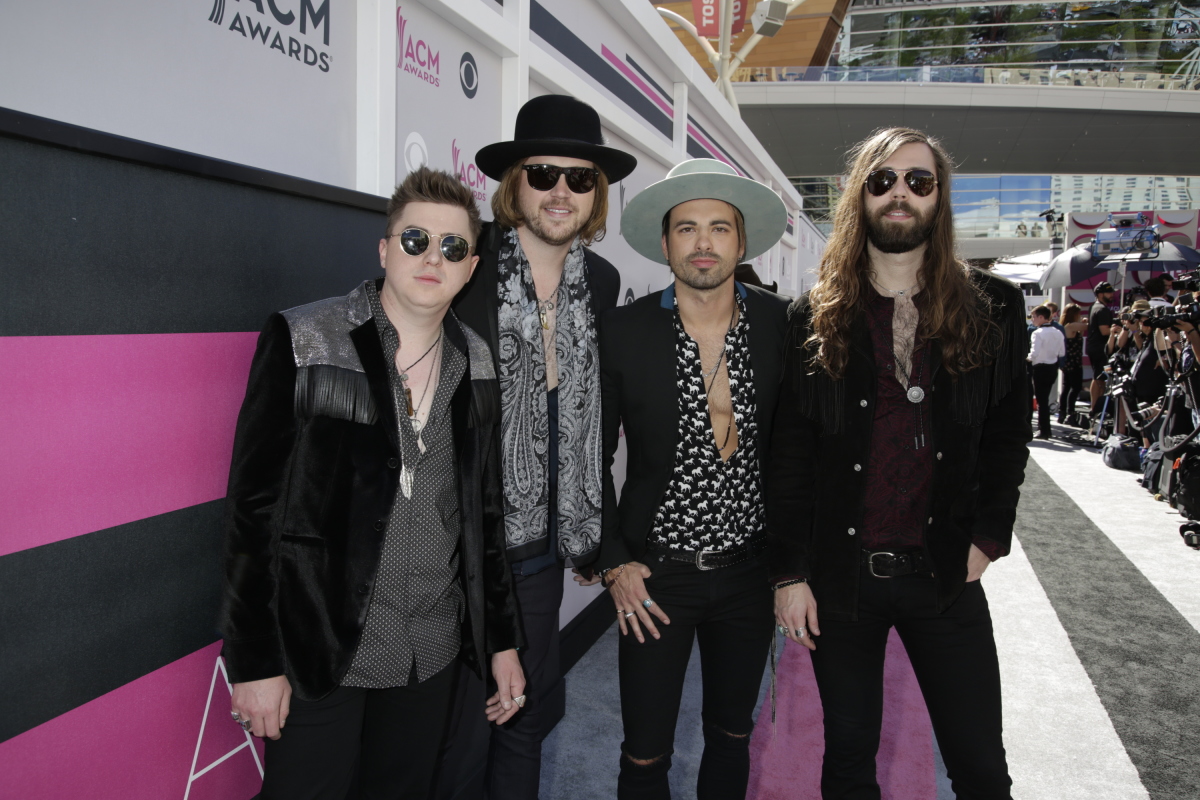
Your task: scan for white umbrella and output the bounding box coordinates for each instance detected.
[991,249,1054,284]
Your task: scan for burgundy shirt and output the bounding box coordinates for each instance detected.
[859,291,1003,561]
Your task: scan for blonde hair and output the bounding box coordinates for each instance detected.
[490,160,609,245]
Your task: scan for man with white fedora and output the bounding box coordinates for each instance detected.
[596,158,789,799]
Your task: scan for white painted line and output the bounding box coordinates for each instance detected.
[1028,442,1200,633]
[988,535,1148,800]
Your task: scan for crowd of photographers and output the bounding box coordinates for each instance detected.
[1028,272,1200,454]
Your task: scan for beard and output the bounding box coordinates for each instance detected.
[521,197,586,247]
[865,200,936,254]
[669,250,738,291]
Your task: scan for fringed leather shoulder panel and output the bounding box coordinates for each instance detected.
[457,318,496,382]
[294,364,379,425]
[280,282,371,373]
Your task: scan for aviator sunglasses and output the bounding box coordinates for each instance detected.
[522,164,600,194]
[387,228,472,262]
[865,168,938,197]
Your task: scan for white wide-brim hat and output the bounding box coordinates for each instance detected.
[621,158,787,265]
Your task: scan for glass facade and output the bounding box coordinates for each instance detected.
[790,173,1200,237]
[840,0,1200,74]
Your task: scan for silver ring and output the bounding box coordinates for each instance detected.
[797,627,807,637]
[624,611,634,618]
[231,711,241,721]
[513,694,527,708]
[642,599,654,609]
[239,719,251,732]
[777,624,789,635]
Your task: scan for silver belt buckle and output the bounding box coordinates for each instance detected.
[696,548,719,571]
[867,551,896,578]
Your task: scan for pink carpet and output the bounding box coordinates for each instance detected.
[748,629,937,799]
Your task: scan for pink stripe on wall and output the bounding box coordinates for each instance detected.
[748,629,936,798]
[0,642,264,800]
[600,45,675,118]
[0,332,258,557]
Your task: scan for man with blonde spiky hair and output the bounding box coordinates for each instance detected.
[768,128,1031,799]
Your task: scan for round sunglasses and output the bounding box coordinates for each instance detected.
[387,228,472,262]
[522,164,600,194]
[865,168,938,197]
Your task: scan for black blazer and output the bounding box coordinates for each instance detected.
[597,282,790,571]
[452,221,621,562]
[766,269,1032,620]
[218,281,524,701]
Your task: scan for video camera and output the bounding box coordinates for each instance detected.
[1091,212,1160,258]
[1173,269,1200,294]
[1142,304,1200,330]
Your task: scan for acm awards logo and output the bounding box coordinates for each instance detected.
[208,0,331,72]
[396,5,440,87]
[451,139,487,202]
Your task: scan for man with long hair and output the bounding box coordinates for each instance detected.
[768,128,1031,798]
[448,94,636,799]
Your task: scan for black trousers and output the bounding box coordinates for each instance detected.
[1058,367,1082,423]
[617,553,773,800]
[260,662,457,800]
[1032,363,1057,436]
[810,567,1011,800]
[486,564,566,800]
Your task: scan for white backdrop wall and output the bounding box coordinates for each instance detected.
[0,0,825,628]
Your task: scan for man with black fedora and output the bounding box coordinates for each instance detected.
[444,94,636,800]
[597,159,788,799]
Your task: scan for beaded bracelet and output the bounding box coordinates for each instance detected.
[771,578,807,591]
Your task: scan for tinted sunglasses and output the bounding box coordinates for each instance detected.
[865,168,938,197]
[389,228,472,262]
[522,164,600,194]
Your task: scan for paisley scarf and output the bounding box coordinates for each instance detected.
[495,228,603,561]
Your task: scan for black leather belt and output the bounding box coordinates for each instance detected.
[861,549,931,578]
[649,537,765,571]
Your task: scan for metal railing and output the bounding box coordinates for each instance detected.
[735,64,1200,90]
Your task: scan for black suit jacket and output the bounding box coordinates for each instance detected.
[452,222,621,562]
[766,269,1032,620]
[218,281,524,700]
[596,282,790,571]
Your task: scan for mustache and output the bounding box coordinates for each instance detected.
[876,200,919,218]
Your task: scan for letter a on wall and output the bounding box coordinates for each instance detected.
[183,657,264,800]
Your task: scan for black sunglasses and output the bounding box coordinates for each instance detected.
[522,164,600,194]
[865,168,938,197]
[388,228,472,262]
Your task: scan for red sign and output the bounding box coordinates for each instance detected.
[691,0,745,37]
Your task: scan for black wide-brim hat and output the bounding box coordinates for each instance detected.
[475,95,637,182]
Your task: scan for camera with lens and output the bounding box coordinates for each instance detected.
[1143,303,1200,330]
[1174,269,1200,294]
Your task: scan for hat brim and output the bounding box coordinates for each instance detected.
[475,139,637,182]
[621,172,788,265]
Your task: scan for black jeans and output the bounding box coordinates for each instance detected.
[617,553,773,800]
[1032,363,1057,436]
[1058,367,1082,423]
[260,662,456,800]
[810,567,1011,800]
[486,564,566,800]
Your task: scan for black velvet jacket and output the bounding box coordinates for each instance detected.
[452,221,621,563]
[596,282,790,571]
[766,269,1032,620]
[218,280,524,701]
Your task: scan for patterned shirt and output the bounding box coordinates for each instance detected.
[650,289,764,551]
[342,285,465,688]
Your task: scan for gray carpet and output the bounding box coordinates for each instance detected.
[538,441,1200,798]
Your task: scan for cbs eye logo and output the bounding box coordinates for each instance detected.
[459,52,478,99]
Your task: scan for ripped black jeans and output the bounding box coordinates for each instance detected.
[617,552,773,800]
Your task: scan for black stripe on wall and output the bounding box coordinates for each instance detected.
[0,502,224,743]
[0,107,386,213]
[0,130,386,337]
[1015,458,1200,799]
[529,1,673,140]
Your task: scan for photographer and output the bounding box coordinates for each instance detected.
[1088,282,1117,417]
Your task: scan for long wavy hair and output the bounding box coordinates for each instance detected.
[491,159,609,246]
[806,127,996,379]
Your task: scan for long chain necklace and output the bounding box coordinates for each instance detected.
[538,281,561,330]
[699,301,739,452]
[398,329,442,418]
